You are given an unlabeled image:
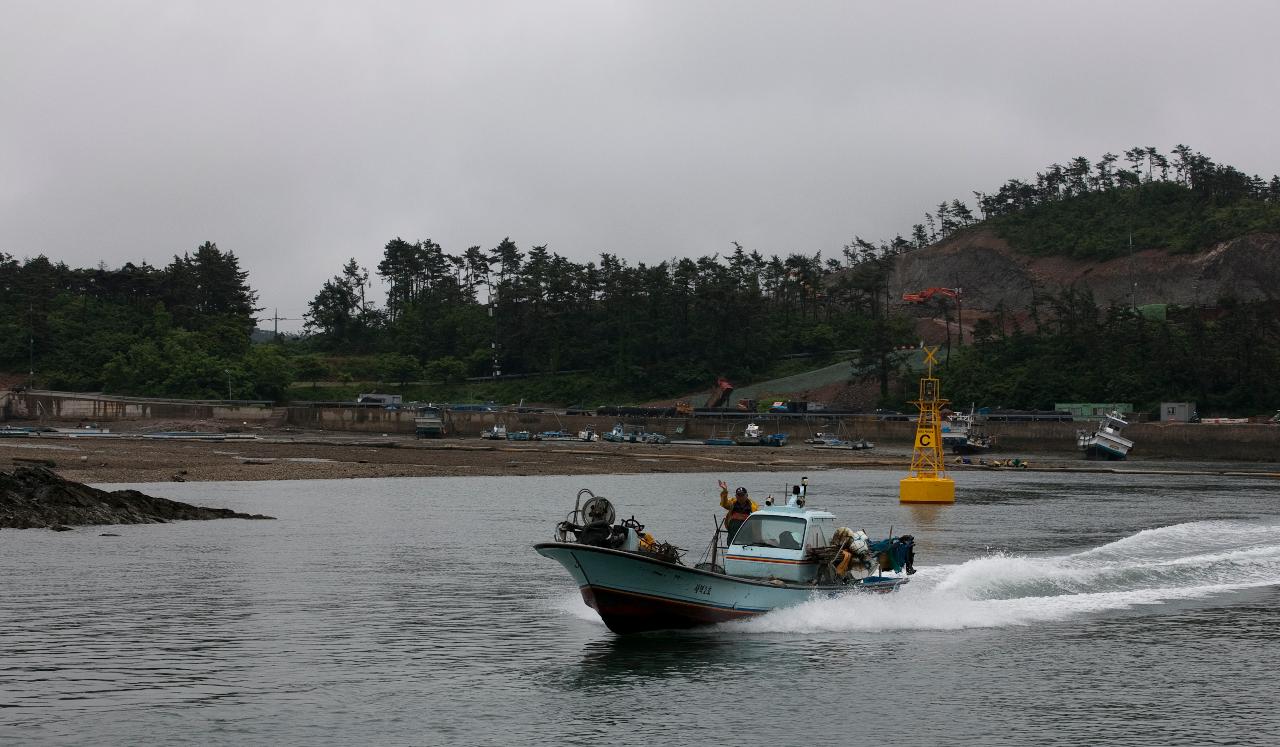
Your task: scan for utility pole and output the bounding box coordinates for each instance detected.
[489,301,500,379]
[28,303,34,388]
[225,369,232,401]
[262,308,297,341]
[1129,232,1136,311]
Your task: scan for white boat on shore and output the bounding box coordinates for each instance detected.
[1077,411,1134,460]
[804,431,873,450]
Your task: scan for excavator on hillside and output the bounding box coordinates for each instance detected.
[902,287,961,303]
[903,287,965,350]
[707,376,734,409]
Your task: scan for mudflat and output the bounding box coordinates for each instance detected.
[4,427,1273,483]
[1,430,916,483]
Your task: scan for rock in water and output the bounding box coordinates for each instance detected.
[0,466,275,530]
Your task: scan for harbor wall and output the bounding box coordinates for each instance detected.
[10,391,278,424]
[987,420,1280,461]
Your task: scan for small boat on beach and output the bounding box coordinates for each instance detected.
[805,430,873,450]
[480,424,508,440]
[949,409,995,454]
[536,480,915,633]
[603,423,668,444]
[734,422,787,447]
[413,406,447,438]
[1077,410,1134,460]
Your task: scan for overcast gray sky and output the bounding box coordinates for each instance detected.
[3,1,1278,331]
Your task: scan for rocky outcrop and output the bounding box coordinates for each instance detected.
[892,229,1280,312]
[0,467,274,529]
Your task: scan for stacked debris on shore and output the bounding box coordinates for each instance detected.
[0,466,274,530]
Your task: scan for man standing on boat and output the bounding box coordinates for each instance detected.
[718,480,758,542]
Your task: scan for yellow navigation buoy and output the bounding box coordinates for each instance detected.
[900,345,955,504]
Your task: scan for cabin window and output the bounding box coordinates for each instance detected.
[732,516,807,550]
[805,519,831,549]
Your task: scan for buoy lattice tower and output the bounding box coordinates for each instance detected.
[900,345,956,504]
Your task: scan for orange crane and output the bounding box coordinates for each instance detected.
[902,287,960,303]
[903,287,965,350]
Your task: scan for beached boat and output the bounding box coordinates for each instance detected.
[734,422,788,447]
[1077,411,1134,460]
[480,424,508,440]
[536,481,915,633]
[413,406,446,438]
[602,423,634,443]
[805,430,873,450]
[948,409,995,454]
[941,412,971,451]
[811,437,874,451]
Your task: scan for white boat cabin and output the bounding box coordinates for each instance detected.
[724,502,837,583]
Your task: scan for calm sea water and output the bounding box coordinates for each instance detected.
[2,470,1278,746]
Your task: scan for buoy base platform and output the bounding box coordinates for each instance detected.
[899,477,955,504]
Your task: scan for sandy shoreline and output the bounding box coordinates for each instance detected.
[4,429,1278,483]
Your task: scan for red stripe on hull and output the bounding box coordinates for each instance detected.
[581,585,758,634]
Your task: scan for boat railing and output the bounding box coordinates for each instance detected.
[698,517,731,573]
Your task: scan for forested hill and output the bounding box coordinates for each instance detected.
[3,146,1278,413]
[912,145,1280,259]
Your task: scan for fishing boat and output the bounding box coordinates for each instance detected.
[811,437,874,451]
[735,422,787,447]
[940,412,971,451]
[948,408,994,454]
[535,480,915,633]
[479,423,508,440]
[413,405,447,438]
[602,423,667,444]
[805,430,873,450]
[1077,410,1134,460]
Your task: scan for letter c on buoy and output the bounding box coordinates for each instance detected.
[916,432,933,448]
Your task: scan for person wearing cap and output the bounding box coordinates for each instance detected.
[717,479,758,542]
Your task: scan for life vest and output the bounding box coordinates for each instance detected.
[726,497,752,523]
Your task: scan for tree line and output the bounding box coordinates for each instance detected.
[4,146,1278,412]
[303,237,908,397]
[0,243,292,400]
[946,288,1280,414]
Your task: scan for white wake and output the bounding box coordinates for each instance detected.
[735,519,1280,634]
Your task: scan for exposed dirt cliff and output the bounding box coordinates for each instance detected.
[892,229,1280,312]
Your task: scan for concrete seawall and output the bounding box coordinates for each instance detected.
[6,391,1278,462]
[9,391,279,424]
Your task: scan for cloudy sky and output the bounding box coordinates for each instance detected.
[3,1,1278,331]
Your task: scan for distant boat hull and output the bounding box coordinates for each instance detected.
[535,542,906,634]
[1083,442,1129,460]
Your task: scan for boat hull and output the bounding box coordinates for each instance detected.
[535,542,905,634]
[1083,443,1128,460]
